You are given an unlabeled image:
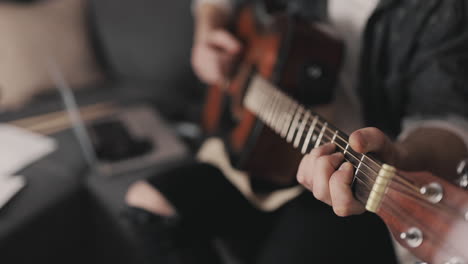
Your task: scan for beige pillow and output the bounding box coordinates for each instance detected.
[0,0,103,110]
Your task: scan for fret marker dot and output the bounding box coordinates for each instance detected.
[312,135,317,142]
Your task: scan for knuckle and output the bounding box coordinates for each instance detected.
[309,148,321,158]
[328,173,340,186]
[296,172,304,184]
[304,176,314,189]
[316,156,333,169]
[341,198,355,211]
[312,185,325,201]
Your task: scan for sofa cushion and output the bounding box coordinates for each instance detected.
[0,0,103,110]
[89,0,196,85]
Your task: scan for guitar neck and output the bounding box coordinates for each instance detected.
[244,74,383,204]
[244,74,468,264]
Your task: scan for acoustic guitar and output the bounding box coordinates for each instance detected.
[202,3,343,188]
[202,4,468,263]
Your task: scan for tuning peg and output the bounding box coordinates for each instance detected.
[456,159,468,189]
[400,227,423,248]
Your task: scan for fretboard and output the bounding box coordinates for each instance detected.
[244,74,382,202]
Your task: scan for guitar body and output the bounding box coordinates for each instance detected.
[202,5,343,187]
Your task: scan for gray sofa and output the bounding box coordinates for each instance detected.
[0,0,202,263]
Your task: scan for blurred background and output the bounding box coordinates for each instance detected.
[0,0,205,263]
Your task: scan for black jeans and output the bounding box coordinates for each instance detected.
[125,161,397,264]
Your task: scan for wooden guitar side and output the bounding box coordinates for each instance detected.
[202,6,343,187]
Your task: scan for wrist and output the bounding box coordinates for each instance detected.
[194,3,231,43]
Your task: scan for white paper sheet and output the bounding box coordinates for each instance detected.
[0,124,57,176]
[0,175,26,208]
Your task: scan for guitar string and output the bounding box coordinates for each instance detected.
[258,85,412,187]
[252,88,379,188]
[301,114,420,192]
[253,86,416,194]
[315,128,423,193]
[387,179,466,219]
[379,193,467,256]
[260,88,425,196]
[295,118,464,217]
[256,86,386,174]
[307,130,433,206]
[254,87,395,188]
[252,86,459,214]
[252,84,467,215]
[297,117,463,214]
[378,196,442,251]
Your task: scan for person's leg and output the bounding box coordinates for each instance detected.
[254,192,397,264]
[124,161,277,264]
[124,161,227,264]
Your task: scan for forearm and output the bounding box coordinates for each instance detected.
[395,127,468,181]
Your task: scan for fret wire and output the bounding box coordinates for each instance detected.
[312,130,379,184]
[314,122,328,148]
[304,118,383,168]
[252,82,383,171]
[248,81,381,183]
[264,88,275,126]
[247,85,391,193]
[286,106,304,143]
[312,132,379,184]
[267,88,280,126]
[246,80,437,206]
[274,90,287,133]
[257,87,270,123]
[272,89,284,131]
[343,143,349,155]
[316,128,421,196]
[264,86,276,125]
[301,115,318,154]
[331,130,338,144]
[294,110,310,148]
[356,154,365,174]
[293,119,380,183]
[281,102,297,138]
[301,118,383,171]
[261,100,374,179]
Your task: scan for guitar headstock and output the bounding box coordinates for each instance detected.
[374,164,468,264]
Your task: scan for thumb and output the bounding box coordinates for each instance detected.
[349,127,399,165]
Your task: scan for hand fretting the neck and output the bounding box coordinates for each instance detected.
[244,74,382,203]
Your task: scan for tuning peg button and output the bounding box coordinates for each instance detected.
[420,182,443,203]
[400,227,423,248]
[443,257,465,264]
[457,159,468,189]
